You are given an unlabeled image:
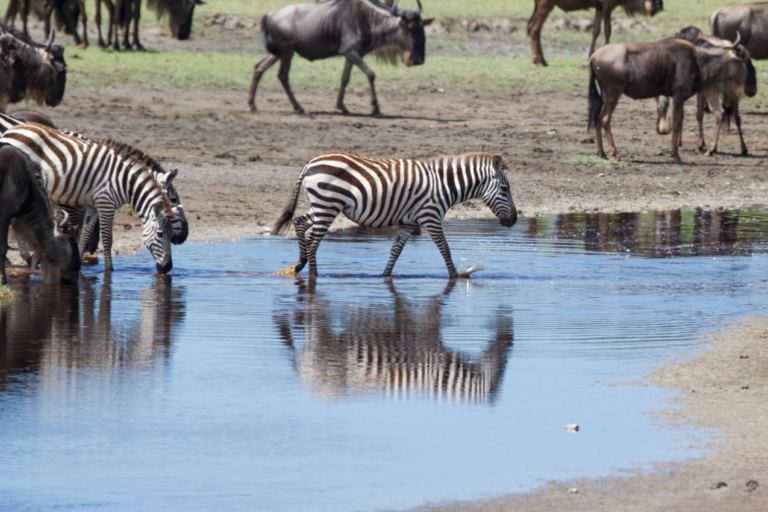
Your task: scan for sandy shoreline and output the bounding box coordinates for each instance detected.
[4,86,768,508]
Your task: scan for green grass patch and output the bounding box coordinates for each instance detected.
[565,155,626,167]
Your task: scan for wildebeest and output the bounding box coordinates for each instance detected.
[0,30,67,107]
[248,0,433,115]
[711,3,768,59]
[0,144,80,284]
[3,0,87,48]
[527,0,663,66]
[655,27,757,156]
[0,34,27,111]
[588,38,754,163]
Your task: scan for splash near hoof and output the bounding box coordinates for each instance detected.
[458,263,487,278]
[82,253,100,266]
[270,265,299,276]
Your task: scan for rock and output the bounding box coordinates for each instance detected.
[568,487,578,493]
[580,136,595,144]
[746,480,759,491]
[711,482,728,490]
[565,423,579,432]
[248,155,261,162]
[215,152,236,159]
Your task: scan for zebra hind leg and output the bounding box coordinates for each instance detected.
[291,214,313,274]
[305,209,339,277]
[420,220,458,278]
[383,225,418,277]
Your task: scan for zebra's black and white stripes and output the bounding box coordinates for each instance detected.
[272,152,517,277]
[0,116,175,273]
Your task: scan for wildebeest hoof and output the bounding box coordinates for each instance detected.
[247,103,256,112]
[705,150,715,157]
[295,109,308,115]
[134,44,145,52]
[336,105,350,115]
[742,149,749,156]
[78,42,88,49]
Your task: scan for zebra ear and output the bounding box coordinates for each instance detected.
[167,168,178,184]
[492,154,503,179]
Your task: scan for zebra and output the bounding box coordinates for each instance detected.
[0,116,175,273]
[271,151,518,278]
[0,111,188,251]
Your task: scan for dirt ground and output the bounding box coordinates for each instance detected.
[5,20,768,509]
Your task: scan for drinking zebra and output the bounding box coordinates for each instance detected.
[0,117,175,273]
[271,151,518,278]
[0,111,188,252]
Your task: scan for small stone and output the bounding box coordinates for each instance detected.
[598,173,605,178]
[568,487,578,493]
[565,424,579,432]
[746,480,759,491]
[740,355,749,358]
[215,152,236,159]
[711,481,727,490]
[579,136,595,144]
[248,155,261,162]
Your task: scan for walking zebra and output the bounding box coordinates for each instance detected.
[0,111,189,250]
[0,116,175,273]
[271,152,518,278]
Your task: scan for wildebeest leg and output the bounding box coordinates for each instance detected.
[78,0,89,49]
[705,95,723,157]
[734,100,747,155]
[695,94,706,152]
[527,0,555,66]
[305,207,339,277]
[335,59,353,114]
[131,0,143,50]
[0,216,9,284]
[4,0,18,28]
[247,54,279,112]
[383,225,418,277]
[601,2,614,46]
[419,219,458,278]
[657,96,671,134]
[344,51,380,115]
[601,96,621,160]
[96,0,106,48]
[589,7,603,56]
[292,213,313,274]
[277,50,306,114]
[20,0,29,37]
[670,95,685,164]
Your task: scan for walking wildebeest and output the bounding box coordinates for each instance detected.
[0,34,27,111]
[95,0,203,50]
[711,3,768,60]
[0,145,80,284]
[655,27,757,156]
[588,38,754,163]
[248,0,433,115]
[527,0,663,66]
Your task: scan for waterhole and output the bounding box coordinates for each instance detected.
[2,208,768,511]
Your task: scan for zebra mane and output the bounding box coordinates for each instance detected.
[427,152,509,172]
[101,137,175,216]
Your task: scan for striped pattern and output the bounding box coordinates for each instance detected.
[0,113,188,249]
[0,117,175,273]
[272,151,517,277]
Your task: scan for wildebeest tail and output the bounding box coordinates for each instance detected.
[117,0,131,26]
[710,10,721,37]
[262,16,287,56]
[587,62,603,130]
[722,100,734,131]
[526,1,537,35]
[271,168,307,235]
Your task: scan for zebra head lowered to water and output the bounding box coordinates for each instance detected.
[271,151,518,278]
[0,115,176,273]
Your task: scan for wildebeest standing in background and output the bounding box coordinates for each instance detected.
[3,31,67,107]
[248,0,433,115]
[656,27,757,156]
[98,0,204,50]
[527,0,663,66]
[4,0,87,48]
[588,38,754,163]
[0,34,28,111]
[711,3,768,59]
[0,145,80,284]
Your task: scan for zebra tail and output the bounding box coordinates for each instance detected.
[271,170,306,236]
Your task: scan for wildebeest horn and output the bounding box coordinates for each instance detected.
[390,0,398,14]
[57,209,69,230]
[44,31,55,52]
[732,31,741,48]
[416,0,422,12]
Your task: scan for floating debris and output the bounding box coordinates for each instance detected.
[746,480,759,492]
[458,263,486,278]
[269,266,298,276]
[565,424,579,432]
[711,482,727,490]
[568,487,578,494]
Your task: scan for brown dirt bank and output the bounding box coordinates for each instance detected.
[405,316,768,512]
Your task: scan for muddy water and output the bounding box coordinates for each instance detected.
[3,208,768,511]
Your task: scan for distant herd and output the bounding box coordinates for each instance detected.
[0,0,767,285]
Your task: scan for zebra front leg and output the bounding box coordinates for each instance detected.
[382,225,418,277]
[292,214,313,274]
[96,206,115,272]
[420,219,458,278]
[305,209,339,277]
[78,210,99,259]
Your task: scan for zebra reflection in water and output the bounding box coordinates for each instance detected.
[275,280,513,404]
[0,274,185,391]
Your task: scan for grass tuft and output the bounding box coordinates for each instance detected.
[565,155,627,167]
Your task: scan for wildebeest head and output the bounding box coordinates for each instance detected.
[482,155,518,229]
[0,34,26,104]
[40,209,81,285]
[391,0,433,67]
[718,33,757,98]
[43,38,67,107]
[148,0,205,41]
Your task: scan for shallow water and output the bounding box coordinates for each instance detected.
[3,208,768,511]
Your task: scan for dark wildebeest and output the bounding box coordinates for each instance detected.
[527,0,663,66]
[4,0,87,48]
[711,3,768,60]
[588,38,754,163]
[0,145,80,284]
[655,27,757,156]
[0,30,67,108]
[0,34,28,111]
[248,0,433,115]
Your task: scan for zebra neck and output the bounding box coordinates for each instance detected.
[430,156,493,207]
